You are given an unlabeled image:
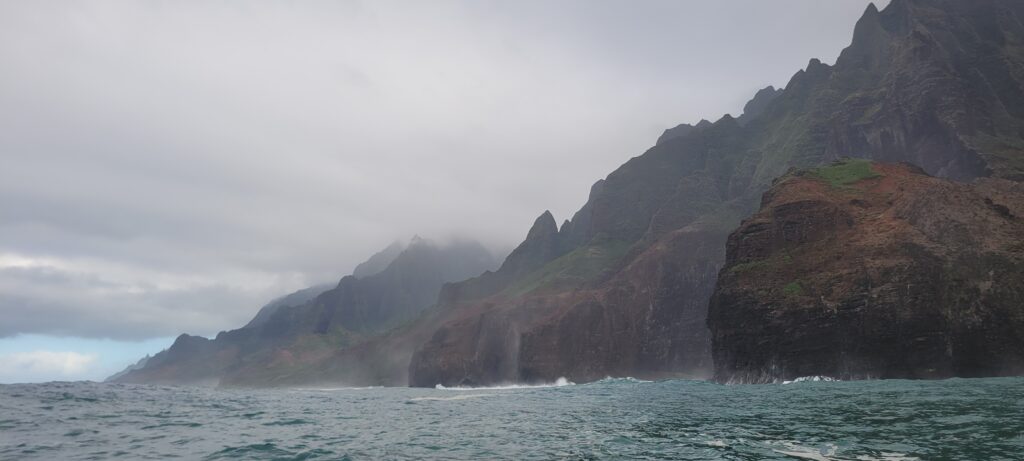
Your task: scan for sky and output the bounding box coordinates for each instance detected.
[0,0,887,383]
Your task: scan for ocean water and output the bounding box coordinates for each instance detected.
[1,377,1022,460]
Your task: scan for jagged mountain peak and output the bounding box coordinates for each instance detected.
[527,210,558,239]
[737,86,783,127]
[490,210,563,281]
[656,123,696,145]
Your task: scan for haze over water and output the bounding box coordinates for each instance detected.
[2,377,1022,460]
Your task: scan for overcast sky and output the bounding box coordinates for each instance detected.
[0,0,886,381]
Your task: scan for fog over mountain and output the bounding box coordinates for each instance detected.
[0,0,883,345]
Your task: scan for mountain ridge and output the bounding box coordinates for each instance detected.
[113,0,1024,387]
[111,237,499,385]
[406,0,1024,386]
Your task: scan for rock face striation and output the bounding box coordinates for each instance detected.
[708,160,1024,383]
[112,238,499,386]
[406,0,1024,387]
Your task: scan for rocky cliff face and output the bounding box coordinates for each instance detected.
[114,0,1024,387]
[112,238,499,386]
[407,0,1024,387]
[709,160,1024,383]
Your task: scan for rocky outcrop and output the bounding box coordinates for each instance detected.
[736,86,783,126]
[494,211,563,280]
[708,160,1024,383]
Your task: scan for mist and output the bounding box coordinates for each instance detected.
[1,0,882,341]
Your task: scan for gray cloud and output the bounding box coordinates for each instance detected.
[0,266,264,339]
[0,0,884,339]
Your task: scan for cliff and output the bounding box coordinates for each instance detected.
[708,160,1024,382]
[407,0,1024,387]
[114,0,1024,387]
[112,238,499,386]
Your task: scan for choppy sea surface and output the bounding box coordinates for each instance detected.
[1,377,1022,460]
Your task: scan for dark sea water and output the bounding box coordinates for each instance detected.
[1,377,1022,460]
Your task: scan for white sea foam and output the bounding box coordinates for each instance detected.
[594,376,653,384]
[409,393,496,401]
[773,441,919,461]
[782,376,839,384]
[773,449,833,461]
[293,386,383,391]
[434,376,574,390]
[773,442,838,460]
[855,453,920,461]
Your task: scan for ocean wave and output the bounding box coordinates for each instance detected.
[782,376,839,385]
[409,393,497,401]
[435,377,574,390]
[772,442,838,460]
[591,376,653,385]
[292,386,383,391]
[772,441,919,461]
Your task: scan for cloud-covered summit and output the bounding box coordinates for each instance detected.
[0,0,881,340]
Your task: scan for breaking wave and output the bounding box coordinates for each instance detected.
[435,377,574,390]
[591,376,653,385]
[782,376,839,385]
[292,386,383,391]
[409,393,497,402]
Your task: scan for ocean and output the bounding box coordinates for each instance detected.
[1,377,1022,460]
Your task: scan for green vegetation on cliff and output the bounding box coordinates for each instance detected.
[809,159,881,188]
[503,238,633,296]
[782,281,805,297]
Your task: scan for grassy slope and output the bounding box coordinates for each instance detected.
[809,158,881,187]
[503,239,633,297]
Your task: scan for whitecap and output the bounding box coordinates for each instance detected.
[292,386,383,391]
[593,376,653,384]
[434,377,574,390]
[855,453,920,460]
[773,442,838,460]
[409,393,496,401]
[774,449,833,461]
[782,376,839,384]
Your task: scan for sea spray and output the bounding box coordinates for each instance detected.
[434,376,574,390]
[782,376,839,385]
